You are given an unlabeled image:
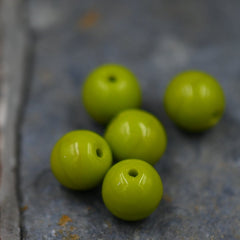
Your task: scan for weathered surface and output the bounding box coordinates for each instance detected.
[0,0,30,239]
[8,0,240,239]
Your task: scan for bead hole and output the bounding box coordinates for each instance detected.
[209,110,221,126]
[128,169,138,177]
[212,111,221,118]
[96,148,103,158]
[108,75,117,82]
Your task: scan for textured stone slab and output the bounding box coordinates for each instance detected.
[16,0,240,239]
[0,0,30,239]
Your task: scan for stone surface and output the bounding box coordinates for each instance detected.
[20,0,240,239]
[0,0,30,239]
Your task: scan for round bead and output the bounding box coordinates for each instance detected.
[105,109,167,165]
[82,64,142,124]
[51,130,112,190]
[164,70,225,132]
[102,159,163,221]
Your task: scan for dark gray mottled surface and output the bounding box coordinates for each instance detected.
[20,0,240,239]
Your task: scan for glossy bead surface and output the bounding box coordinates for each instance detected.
[104,109,167,165]
[102,159,163,221]
[51,130,112,190]
[82,64,142,124]
[164,70,225,132]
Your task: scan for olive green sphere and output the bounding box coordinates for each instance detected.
[164,70,225,132]
[105,109,167,165]
[51,130,112,190]
[82,64,142,124]
[102,159,163,221]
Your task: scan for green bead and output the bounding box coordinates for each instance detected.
[104,109,167,165]
[102,159,163,221]
[50,130,112,190]
[164,70,225,132]
[82,64,142,124]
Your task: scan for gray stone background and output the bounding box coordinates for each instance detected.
[3,0,240,239]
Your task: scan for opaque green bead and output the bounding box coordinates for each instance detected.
[104,109,167,165]
[50,130,112,190]
[82,64,142,124]
[164,70,225,132]
[102,159,163,221]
